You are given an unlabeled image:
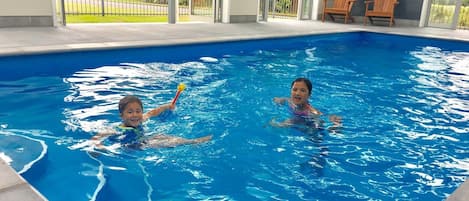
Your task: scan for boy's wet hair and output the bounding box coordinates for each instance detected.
[119,95,143,113]
[291,77,312,95]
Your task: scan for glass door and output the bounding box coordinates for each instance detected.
[427,0,464,29]
[458,0,469,29]
[300,0,312,20]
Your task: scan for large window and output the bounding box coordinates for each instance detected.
[428,0,469,29]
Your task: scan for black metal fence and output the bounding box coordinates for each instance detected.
[184,0,213,16]
[61,0,213,17]
[268,0,298,19]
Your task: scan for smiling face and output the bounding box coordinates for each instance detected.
[290,81,311,106]
[120,101,144,128]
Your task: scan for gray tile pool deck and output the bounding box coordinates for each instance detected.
[0,20,468,200]
[1,20,469,56]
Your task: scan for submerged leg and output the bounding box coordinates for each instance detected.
[145,134,212,148]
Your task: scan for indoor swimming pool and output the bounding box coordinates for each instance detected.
[0,32,468,200]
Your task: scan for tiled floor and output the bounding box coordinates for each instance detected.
[0,20,468,201]
[0,20,468,56]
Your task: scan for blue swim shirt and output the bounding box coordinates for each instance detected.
[107,125,145,145]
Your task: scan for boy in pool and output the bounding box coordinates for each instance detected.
[271,77,342,130]
[91,95,212,149]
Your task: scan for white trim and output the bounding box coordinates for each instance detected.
[51,0,57,27]
[222,0,230,23]
[452,0,463,29]
[297,0,303,20]
[419,0,430,27]
[168,0,179,24]
[312,0,320,20]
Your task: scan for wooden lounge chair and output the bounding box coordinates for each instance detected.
[322,0,356,24]
[364,0,399,26]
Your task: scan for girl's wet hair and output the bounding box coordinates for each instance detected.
[291,77,312,95]
[118,95,143,113]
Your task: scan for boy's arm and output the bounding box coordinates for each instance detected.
[143,103,175,121]
[90,131,113,141]
[90,129,116,148]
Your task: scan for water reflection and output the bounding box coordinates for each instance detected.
[394,46,469,180]
[61,61,220,134]
[410,46,469,126]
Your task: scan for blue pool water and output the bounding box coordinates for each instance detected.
[0,32,468,201]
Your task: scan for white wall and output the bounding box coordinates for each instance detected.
[0,0,54,27]
[230,0,257,15]
[313,0,321,20]
[419,0,430,27]
[222,0,230,23]
[223,0,258,23]
[0,0,53,16]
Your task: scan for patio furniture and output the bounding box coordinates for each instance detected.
[364,0,399,26]
[322,0,356,24]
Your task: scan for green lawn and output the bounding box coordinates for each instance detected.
[66,15,189,23]
[61,2,190,23]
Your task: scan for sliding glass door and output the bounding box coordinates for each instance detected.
[427,0,469,29]
[458,0,469,29]
[299,0,313,20]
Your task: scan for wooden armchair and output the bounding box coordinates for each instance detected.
[364,0,399,26]
[322,0,356,24]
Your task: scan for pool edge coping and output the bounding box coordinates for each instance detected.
[1,26,468,57]
[0,159,47,201]
[446,178,469,201]
[0,29,361,57]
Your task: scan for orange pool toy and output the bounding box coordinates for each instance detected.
[171,83,186,106]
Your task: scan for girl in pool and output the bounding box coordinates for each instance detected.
[271,77,342,130]
[91,95,212,149]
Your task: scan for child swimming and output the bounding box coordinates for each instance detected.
[91,95,212,149]
[271,77,342,129]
